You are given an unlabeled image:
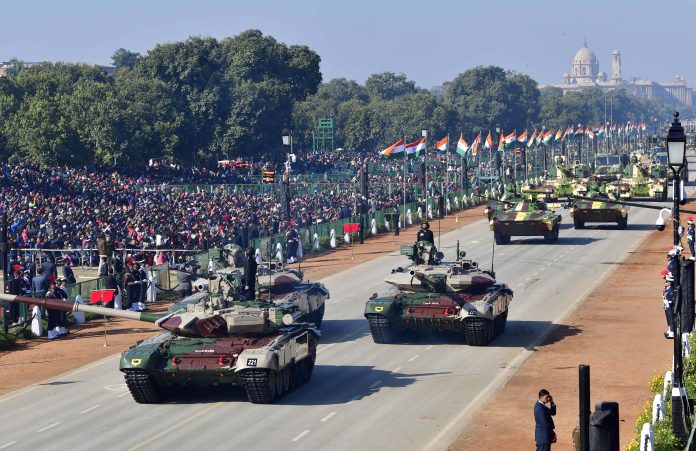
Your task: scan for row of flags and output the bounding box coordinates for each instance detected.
[379,121,650,159]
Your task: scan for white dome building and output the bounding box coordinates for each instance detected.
[570,40,599,83]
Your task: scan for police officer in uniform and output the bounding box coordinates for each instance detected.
[416,221,434,245]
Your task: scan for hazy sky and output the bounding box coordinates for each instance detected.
[2,0,695,89]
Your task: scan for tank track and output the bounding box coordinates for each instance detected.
[366,315,398,344]
[464,310,508,346]
[124,369,162,404]
[241,353,316,404]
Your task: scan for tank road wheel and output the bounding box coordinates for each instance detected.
[494,231,509,245]
[464,318,493,346]
[553,225,560,242]
[124,370,163,404]
[366,315,399,344]
[617,216,627,230]
[573,217,584,229]
[242,369,278,404]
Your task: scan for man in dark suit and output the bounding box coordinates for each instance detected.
[534,389,557,450]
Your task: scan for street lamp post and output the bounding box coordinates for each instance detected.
[281,129,293,222]
[666,111,689,442]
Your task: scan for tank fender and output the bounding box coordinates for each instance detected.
[364,298,399,316]
[236,349,279,372]
[120,344,165,371]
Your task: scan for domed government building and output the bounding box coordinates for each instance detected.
[542,40,692,106]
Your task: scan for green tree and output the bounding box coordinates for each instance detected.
[111,48,141,70]
[365,72,417,100]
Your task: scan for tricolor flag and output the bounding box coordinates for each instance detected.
[586,129,595,139]
[504,130,517,146]
[562,127,573,140]
[484,131,493,149]
[435,135,449,152]
[575,126,584,135]
[471,133,481,156]
[405,137,426,159]
[527,130,537,148]
[517,130,528,143]
[380,139,405,158]
[498,132,505,152]
[542,130,553,145]
[456,134,469,156]
[555,129,562,141]
[536,130,544,145]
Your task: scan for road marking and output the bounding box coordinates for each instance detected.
[0,442,17,450]
[127,403,222,451]
[369,380,382,389]
[525,277,531,281]
[321,412,337,422]
[291,430,310,442]
[0,355,119,405]
[37,422,61,432]
[539,267,546,272]
[79,404,101,415]
[392,366,401,373]
[532,272,539,277]
[117,392,131,398]
[553,258,559,262]
[425,345,434,351]
[407,354,420,362]
[104,384,128,391]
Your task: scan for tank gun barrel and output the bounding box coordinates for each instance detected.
[0,293,163,323]
[569,195,696,214]
[409,270,448,293]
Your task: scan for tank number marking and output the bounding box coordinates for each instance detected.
[467,309,477,316]
[247,358,258,367]
[374,307,384,312]
[194,349,214,353]
[130,359,142,366]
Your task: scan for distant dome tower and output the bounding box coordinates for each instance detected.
[570,39,599,83]
[611,49,622,82]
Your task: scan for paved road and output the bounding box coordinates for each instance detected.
[0,158,693,451]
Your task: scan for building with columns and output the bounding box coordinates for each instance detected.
[543,41,692,106]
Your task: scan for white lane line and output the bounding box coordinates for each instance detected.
[291,430,310,442]
[79,404,101,415]
[425,345,434,351]
[407,354,420,362]
[118,392,131,398]
[532,272,539,277]
[37,422,61,433]
[320,412,337,422]
[539,267,546,272]
[392,366,401,373]
[0,442,17,450]
[553,258,560,262]
[369,380,382,389]
[525,277,531,281]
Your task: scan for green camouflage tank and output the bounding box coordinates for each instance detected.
[489,200,562,244]
[364,244,513,346]
[569,191,628,229]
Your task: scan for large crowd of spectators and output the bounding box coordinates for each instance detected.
[0,152,458,254]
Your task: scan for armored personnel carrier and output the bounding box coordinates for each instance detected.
[364,244,513,345]
[569,191,628,229]
[0,291,324,404]
[621,154,668,200]
[489,199,562,244]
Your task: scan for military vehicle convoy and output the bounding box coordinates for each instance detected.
[0,265,329,404]
[489,199,562,244]
[364,243,513,346]
[621,154,668,200]
[528,156,590,201]
[569,192,628,229]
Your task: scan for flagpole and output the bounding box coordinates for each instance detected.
[403,134,407,229]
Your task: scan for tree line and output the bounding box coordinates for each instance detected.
[0,29,690,169]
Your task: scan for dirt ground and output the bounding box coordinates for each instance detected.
[0,207,484,397]
[451,224,676,449]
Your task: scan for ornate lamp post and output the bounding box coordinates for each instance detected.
[666,112,689,441]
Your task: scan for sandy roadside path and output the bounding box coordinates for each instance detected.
[451,223,675,449]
